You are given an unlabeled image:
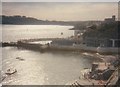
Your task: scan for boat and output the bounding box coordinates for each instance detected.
[16,57,25,61]
[5,69,17,75]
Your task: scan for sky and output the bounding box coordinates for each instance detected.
[1,0,120,2]
[2,2,118,21]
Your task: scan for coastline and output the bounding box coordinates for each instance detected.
[1,39,120,54]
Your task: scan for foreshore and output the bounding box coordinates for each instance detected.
[68,60,120,87]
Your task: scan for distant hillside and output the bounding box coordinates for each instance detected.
[1,15,74,25]
[0,15,101,26]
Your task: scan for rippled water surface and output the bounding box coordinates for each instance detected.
[1,25,102,85]
[2,25,74,42]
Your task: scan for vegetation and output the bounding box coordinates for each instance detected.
[1,15,102,26]
[1,15,41,24]
[1,15,73,25]
[83,21,120,39]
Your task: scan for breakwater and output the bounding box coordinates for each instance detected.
[1,38,64,52]
[0,39,95,53]
[0,42,17,47]
[1,38,61,47]
[1,38,120,54]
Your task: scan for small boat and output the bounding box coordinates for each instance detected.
[16,57,25,61]
[61,32,63,35]
[5,69,17,75]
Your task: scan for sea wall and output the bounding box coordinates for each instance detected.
[49,44,97,53]
[50,44,120,54]
[75,44,97,52]
[1,39,120,54]
[97,47,120,54]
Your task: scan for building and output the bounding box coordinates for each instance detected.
[104,15,116,23]
[83,37,120,47]
[82,15,119,48]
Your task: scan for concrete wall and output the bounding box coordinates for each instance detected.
[50,44,120,54]
[97,47,120,54]
[50,44,97,52]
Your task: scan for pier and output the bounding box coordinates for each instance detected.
[1,38,63,47]
[1,38,70,52]
[0,42,17,47]
[19,38,64,42]
[1,37,120,54]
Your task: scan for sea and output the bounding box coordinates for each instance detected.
[1,25,104,85]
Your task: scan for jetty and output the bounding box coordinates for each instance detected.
[0,38,61,47]
[0,42,17,47]
[1,37,120,54]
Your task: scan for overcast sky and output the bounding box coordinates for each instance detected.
[2,2,118,21]
[2,0,119,2]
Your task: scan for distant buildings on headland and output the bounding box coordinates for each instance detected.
[73,15,120,51]
[51,15,120,53]
[104,15,116,23]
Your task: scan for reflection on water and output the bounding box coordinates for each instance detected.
[2,25,102,85]
[2,47,102,85]
[2,25,74,42]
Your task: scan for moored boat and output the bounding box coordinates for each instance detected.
[5,69,17,75]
